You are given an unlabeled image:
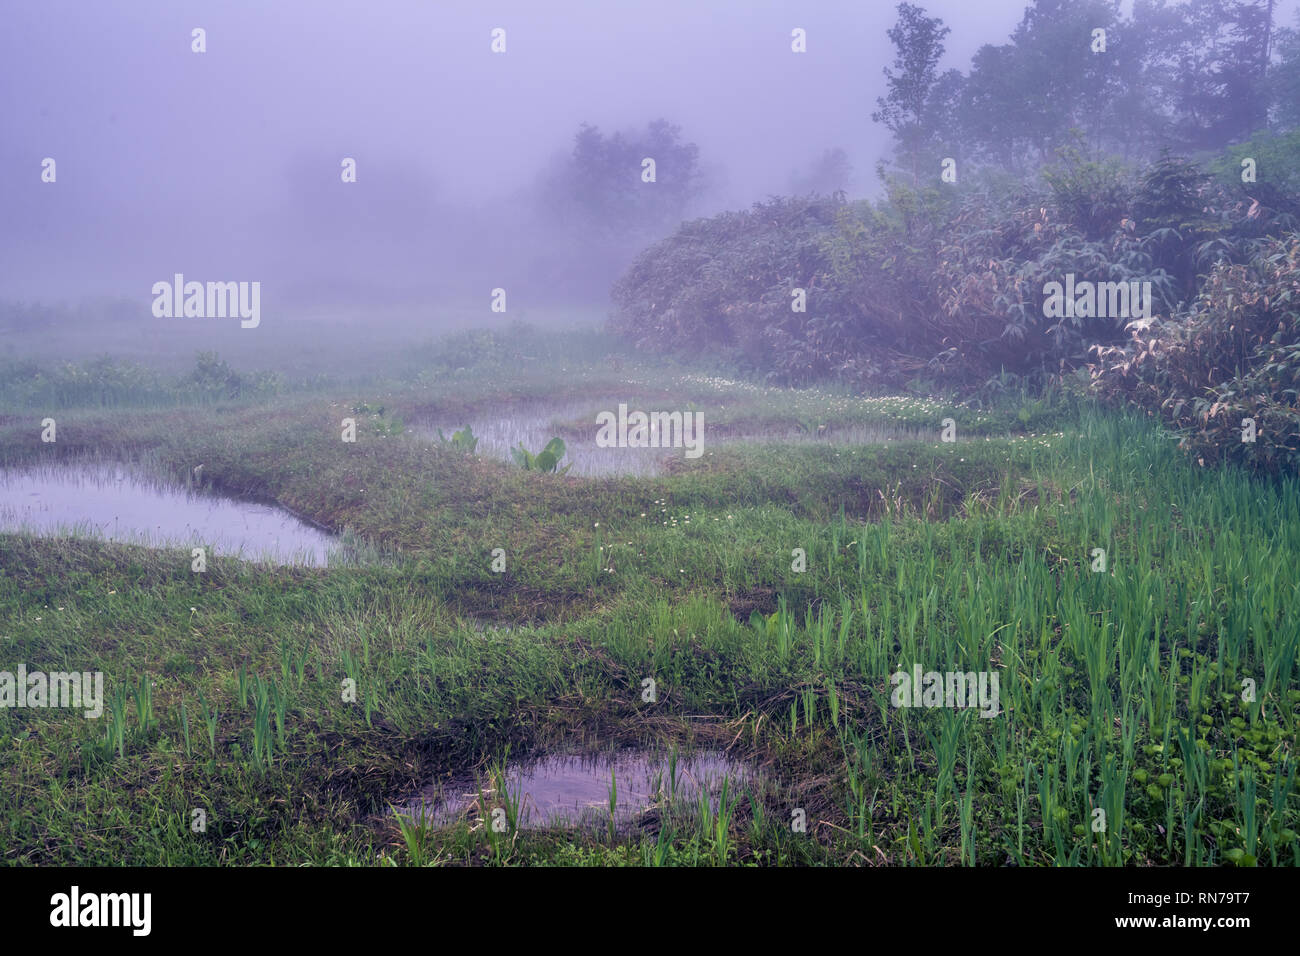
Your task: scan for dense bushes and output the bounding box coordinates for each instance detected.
[609,195,855,382]
[927,166,1172,381]
[1090,233,1300,475]
[610,145,1300,399]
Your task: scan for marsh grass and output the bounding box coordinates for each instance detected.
[0,329,1295,866]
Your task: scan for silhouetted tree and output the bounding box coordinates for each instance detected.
[873,3,953,185]
[565,118,702,238]
[960,0,1128,168]
[789,147,853,196]
[1139,0,1277,149]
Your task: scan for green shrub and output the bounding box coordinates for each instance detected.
[184,351,280,400]
[1090,233,1300,475]
[511,437,571,474]
[436,425,479,454]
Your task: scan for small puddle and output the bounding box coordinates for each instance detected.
[423,399,936,478]
[400,750,753,830]
[0,461,338,566]
[423,399,667,478]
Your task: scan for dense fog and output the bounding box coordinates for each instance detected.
[1,0,1139,309]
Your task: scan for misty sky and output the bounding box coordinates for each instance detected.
[2,0,1297,306]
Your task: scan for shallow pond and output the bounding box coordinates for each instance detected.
[401,750,753,830]
[424,398,937,477]
[0,461,337,566]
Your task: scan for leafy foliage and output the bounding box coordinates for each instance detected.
[610,194,860,384]
[186,351,280,400]
[1091,233,1300,474]
[613,141,1300,402]
[511,437,571,474]
[436,425,479,454]
[351,401,405,437]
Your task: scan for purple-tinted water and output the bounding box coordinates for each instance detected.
[402,750,752,829]
[0,461,336,566]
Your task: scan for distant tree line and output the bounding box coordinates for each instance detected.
[876,0,1300,182]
